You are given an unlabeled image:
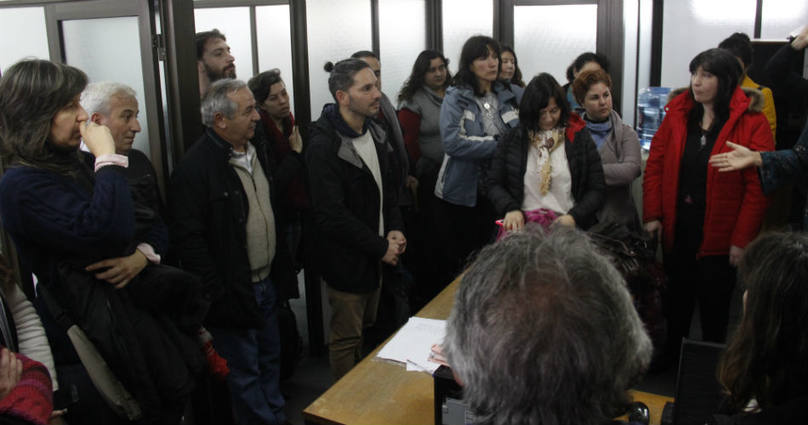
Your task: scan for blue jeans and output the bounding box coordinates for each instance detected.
[209,278,286,425]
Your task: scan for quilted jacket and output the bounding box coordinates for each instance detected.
[642,86,774,256]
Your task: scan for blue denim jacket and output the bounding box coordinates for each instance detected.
[434,82,520,207]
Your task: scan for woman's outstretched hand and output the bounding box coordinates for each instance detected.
[709,141,762,172]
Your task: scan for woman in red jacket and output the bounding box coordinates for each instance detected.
[642,48,773,352]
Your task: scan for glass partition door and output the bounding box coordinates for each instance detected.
[46,0,166,188]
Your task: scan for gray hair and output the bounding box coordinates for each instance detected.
[444,226,652,425]
[80,81,137,116]
[200,78,247,127]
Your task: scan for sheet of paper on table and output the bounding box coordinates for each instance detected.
[377,317,446,374]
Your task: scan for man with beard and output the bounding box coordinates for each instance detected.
[350,51,410,196]
[196,29,236,97]
[306,58,406,379]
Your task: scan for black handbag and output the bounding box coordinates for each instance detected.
[589,224,668,364]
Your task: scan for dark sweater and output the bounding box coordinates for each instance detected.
[0,164,134,276]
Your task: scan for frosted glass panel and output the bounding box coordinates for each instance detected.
[661,0,755,89]
[306,0,372,119]
[635,0,654,127]
[622,0,639,127]
[195,7,253,80]
[443,0,493,74]
[0,7,49,73]
[761,1,808,39]
[380,0,426,102]
[256,5,295,113]
[63,17,151,158]
[514,5,597,85]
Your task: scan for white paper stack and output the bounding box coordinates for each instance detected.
[376,317,446,374]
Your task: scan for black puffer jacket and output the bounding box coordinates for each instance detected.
[305,104,403,294]
[487,114,605,229]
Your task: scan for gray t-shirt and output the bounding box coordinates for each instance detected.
[399,87,445,163]
[475,91,506,137]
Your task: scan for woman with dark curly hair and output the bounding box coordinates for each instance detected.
[487,73,605,232]
[709,232,808,424]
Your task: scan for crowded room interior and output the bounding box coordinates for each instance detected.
[1,1,807,424]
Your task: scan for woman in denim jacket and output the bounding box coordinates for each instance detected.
[434,35,520,282]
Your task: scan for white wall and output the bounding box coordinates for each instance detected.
[0,7,49,74]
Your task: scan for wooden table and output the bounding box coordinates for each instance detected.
[303,279,673,425]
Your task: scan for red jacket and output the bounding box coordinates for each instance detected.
[643,86,774,256]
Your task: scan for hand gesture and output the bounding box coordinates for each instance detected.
[729,245,744,266]
[709,141,761,172]
[0,348,22,401]
[86,250,149,289]
[387,230,407,255]
[381,240,400,266]
[552,214,576,228]
[644,220,662,241]
[289,125,303,154]
[503,210,524,231]
[79,121,116,157]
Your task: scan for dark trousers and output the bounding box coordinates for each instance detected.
[434,197,496,284]
[414,162,446,300]
[665,252,736,353]
[208,278,286,425]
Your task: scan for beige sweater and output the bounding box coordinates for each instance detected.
[230,145,276,283]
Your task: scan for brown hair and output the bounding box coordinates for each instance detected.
[571,68,612,106]
[718,232,808,411]
[0,59,87,174]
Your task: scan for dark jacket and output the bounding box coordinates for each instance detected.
[254,109,309,220]
[82,149,168,255]
[642,87,773,256]
[709,395,808,425]
[487,114,606,229]
[765,42,808,110]
[0,163,200,423]
[377,92,410,197]
[305,104,404,294]
[758,122,808,230]
[169,129,296,329]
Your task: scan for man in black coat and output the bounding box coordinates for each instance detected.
[170,79,294,425]
[307,58,405,379]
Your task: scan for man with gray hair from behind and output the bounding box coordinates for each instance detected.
[444,227,653,425]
